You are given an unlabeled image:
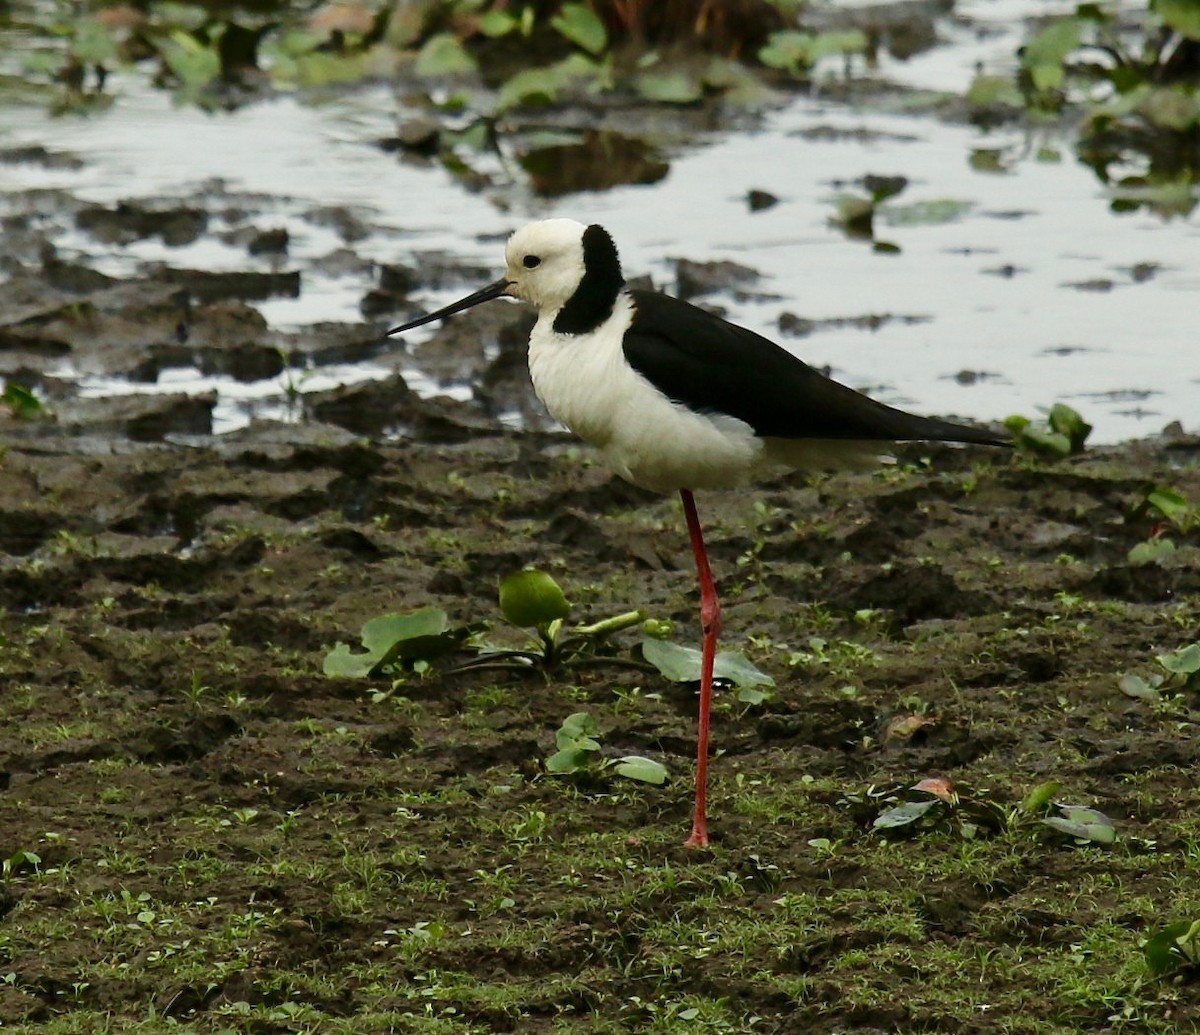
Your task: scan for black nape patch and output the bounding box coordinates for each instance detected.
[553,223,625,335]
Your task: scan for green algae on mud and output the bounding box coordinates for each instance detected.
[1,417,1199,1032]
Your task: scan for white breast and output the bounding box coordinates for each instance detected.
[526,295,765,493]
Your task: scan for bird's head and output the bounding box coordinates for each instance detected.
[502,218,592,311]
[387,218,623,335]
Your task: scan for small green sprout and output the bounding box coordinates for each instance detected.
[1128,486,1198,563]
[1118,642,1200,701]
[1143,919,1200,977]
[1004,403,1092,457]
[1,382,45,420]
[545,711,668,785]
[1118,638,1200,706]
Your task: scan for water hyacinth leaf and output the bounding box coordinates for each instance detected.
[636,71,703,104]
[414,32,477,76]
[361,609,449,655]
[159,29,221,88]
[759,29,865,74]
[73,20,120,65]
[555,711,600,751]
[614,756,669,785]
[966,73,1023,109]
[1042,805,1116,844]
[499,569,571,627]
[759,31,814,72]
[736,687,768,706]
[1048,403,1092,451]
[322,643,372,678]
[1158,643,1200,676]
[545,746,591,774]
[1022,18,1082,91]
[551,2,607,55]
[640,638,774,689]
[1127,538,1176,565]
[322,608,451,678]
[1146,488,1192,526]
[1143,919,1200,976]
[1118,672,1163,700]
[873,799,938,829]
[498,60,578,109]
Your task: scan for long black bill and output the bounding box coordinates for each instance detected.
[386,277,512,335]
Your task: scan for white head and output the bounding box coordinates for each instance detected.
[503,218,591,311]
[387,218,625,336]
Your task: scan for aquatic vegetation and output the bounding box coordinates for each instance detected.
[1004,402,1091,457]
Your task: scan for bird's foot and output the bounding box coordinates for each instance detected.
[684,823,710,848]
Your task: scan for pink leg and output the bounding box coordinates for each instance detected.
[680,489,720,848]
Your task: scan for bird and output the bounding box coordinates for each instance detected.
[388,217,1008,847]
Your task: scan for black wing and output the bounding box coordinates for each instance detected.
[623,290,1007,445]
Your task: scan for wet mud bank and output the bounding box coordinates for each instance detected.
[1,402,1199,1030]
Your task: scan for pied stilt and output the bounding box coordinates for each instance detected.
[389,218,1008,847]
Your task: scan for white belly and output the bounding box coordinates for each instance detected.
[526,299,763,493]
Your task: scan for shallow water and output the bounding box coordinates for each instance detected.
[1,0,1195,442]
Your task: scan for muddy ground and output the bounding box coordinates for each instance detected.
[3,141,1200,1033]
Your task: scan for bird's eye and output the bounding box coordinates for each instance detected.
[522,254,541,269]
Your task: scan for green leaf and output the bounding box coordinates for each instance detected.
[1127,538,1177,565]
[614,755,669,784]
[873,799,938,829]
[636,71,702,104]
[1158,643,1200,676]
[550,3,607,55]
[546,746,591,774]
[1021,18,1082,92]
[966,73,1023,109]
[1146,488,1193,527]
[1016,425,1072,457]
[322,608,452,678]
[759,31,815,72]
[1041,805,1116,844]
[158,29,221,89]
[736,687,768,706]
[1143,919,1200,975]
[547,711,603,774]
[640,639,775,688]
[498,55,600,109]
[1048,403,1092,451]
[72,20,119,65]
[414,32,478,77]
[1119,672,1163,701]
[758,29,865,73]
[322,642,374,679]
[2,382,44,419]
[1153,0,1200,40]
[555,711,600,750]
[499,569,571,627]
[477,10,518,38]
[1019,780,1061,815]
